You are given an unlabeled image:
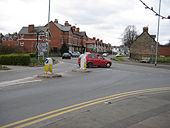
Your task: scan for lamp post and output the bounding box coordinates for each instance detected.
[155,0,161,66]
[47,0,51,57]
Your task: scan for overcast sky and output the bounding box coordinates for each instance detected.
[0,0,169,46]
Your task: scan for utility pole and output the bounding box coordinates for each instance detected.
[47,0,51,57]
[155,0,161,66]
[151,38,154,64]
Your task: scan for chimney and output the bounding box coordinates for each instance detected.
[54,19,58,23]
[65,21,69,26]
[72,26,76,31]
[28,24,34,33]
[143,27,148,33]
[77,27,80,32]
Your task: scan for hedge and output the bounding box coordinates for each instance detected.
[28,53,36,58]
[153,57,170,63]
[0,45,24,54]
[0,54,31,65]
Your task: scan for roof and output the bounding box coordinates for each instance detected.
[19,26,48,34]
[53,22,71,32]
[2,34,18,41]
[53,22,87,37]
[133,30,156,43]
[87,38,96,44]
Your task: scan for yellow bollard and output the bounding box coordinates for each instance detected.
[45,58,53,73]
[84,62,86,69]
[45,65,48,73]
[49,65,53,73]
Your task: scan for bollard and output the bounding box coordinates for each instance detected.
[80,54,86,70]
[45,58,53,73]
[45,58,49,73]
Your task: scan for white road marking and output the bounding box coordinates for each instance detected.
[0,77,41,88]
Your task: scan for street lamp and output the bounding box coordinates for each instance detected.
[155,0,161,66]
[47,0,51,57]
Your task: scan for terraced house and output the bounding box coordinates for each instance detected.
[49,19,87,53]
[2,33,18,46]
[16,19,113,54]
[86,37,111,53]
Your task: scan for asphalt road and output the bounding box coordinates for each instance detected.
[0,57,170,127]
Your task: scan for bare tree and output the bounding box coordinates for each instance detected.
[122,25,137,48]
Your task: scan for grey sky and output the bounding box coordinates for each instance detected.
[0,0,169,46]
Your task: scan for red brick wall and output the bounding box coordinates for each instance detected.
[159,46,170,57]
[18,34,47,52]
[2,40,16,46]
[49,22,63,50]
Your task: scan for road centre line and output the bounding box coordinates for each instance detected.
[1,87,170,128]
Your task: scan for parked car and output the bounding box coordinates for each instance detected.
[102,53,109,57]
[72,51,81,57]
[78,53,112,68]
[62,53,71,59]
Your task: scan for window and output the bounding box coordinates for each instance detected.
[88,54,92,58]
[92,54,97,59]
[98,56,103,59]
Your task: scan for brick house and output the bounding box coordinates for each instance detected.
[17,19,112,54]
[159,45,170,57]
[130,27,157,59]
[49,19,87,53]
[18,25,49,52]
[2,33,18,46]
[86,37,111,53]
[86,37,97,52]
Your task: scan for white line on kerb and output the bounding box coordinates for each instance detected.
[0,77,41,88]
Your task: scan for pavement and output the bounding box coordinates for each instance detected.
[35,90,170,128]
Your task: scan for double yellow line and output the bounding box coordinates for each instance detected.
[1,87,170,128]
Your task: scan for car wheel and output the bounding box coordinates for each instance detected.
[87,62,93,68]
[106,62,111,68]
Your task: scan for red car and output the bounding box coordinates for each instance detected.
[78,53,112,68]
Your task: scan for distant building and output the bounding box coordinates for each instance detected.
[130,27,157,59]
[159,45,170,57]
[18,25,48,52]
[2,33,18,46]
[48,19,87,53]
[15,19,113,54]
[86,37,110,53]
